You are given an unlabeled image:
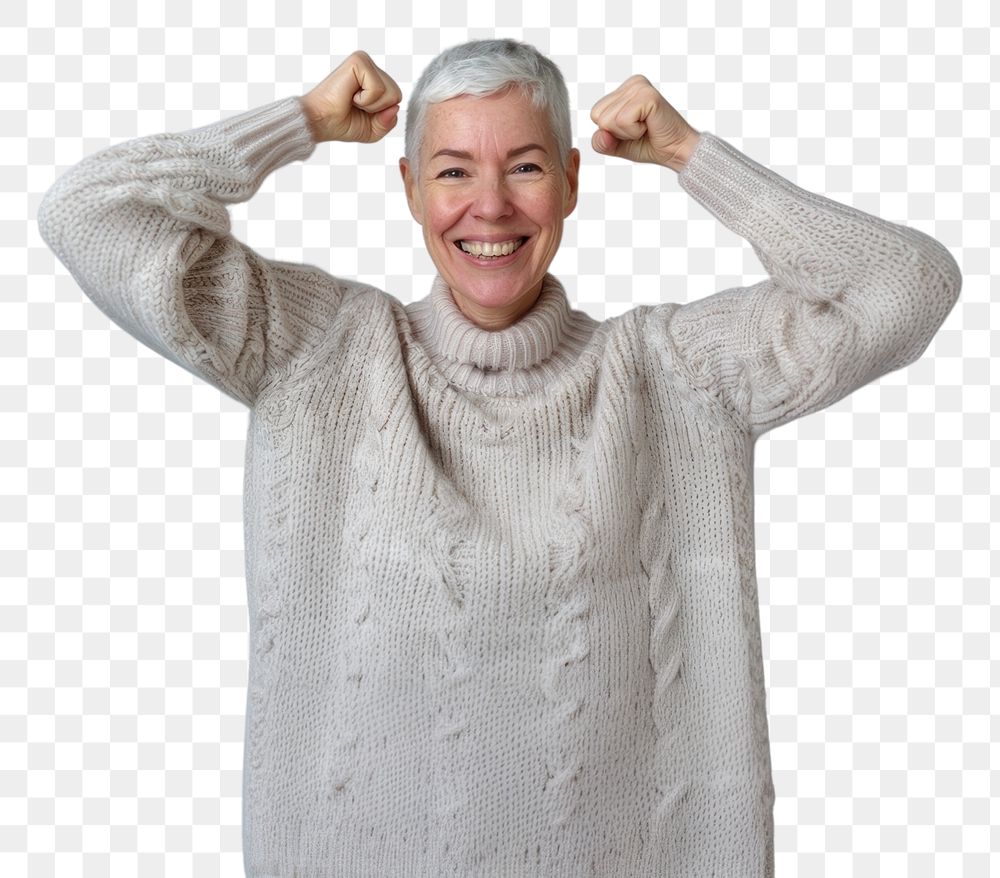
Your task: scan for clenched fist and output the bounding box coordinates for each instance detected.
[300,50,403,144]
[591,75,701,172]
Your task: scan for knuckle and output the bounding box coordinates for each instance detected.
[351,50,375,72]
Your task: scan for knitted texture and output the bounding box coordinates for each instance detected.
[37,95,962,878]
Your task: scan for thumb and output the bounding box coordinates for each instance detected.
[592,128,620,155]
[370,104,400,138]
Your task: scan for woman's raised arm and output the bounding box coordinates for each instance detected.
[37,51,401,408]
[591,75,962,438]
[660,133,962,438]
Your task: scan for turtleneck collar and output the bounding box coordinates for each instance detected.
[404,272,600,397]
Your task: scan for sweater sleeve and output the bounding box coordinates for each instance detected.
[37,95,341,408]
[654,132,962,438]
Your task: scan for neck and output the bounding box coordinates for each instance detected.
[450,282,544,331]
[404,272,599,396]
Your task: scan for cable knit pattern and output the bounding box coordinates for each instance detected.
[539,420,593,831]
[245,387,295,783]
[36,95,962,877]
[425,494,477,867]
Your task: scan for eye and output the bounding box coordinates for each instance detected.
[437,168,467,178]
[513,163,541,173]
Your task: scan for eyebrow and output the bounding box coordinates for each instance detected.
[429,143,549,161]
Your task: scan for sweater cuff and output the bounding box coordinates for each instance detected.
[185,95,317,192]
[676,131,804,241]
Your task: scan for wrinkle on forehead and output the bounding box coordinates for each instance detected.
[422,91,557,166]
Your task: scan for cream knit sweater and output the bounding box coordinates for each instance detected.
[37,95,961,877]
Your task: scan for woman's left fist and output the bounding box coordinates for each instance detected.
[591,75,700,171]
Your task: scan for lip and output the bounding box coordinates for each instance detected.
[452,234,531,244]
[452,236,530,267]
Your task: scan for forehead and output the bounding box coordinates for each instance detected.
[422,90,554,153]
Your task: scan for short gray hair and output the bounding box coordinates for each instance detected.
[404,38,573,173]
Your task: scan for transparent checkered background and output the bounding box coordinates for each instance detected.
[5,1,993,876]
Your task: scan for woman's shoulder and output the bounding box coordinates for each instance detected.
[320,278,407,346]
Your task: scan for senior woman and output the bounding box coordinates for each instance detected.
[38,38,960,877]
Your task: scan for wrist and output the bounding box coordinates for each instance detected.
[663,131,701,173]
[298,94,325,143]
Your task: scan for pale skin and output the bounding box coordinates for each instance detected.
[299,50,702,329]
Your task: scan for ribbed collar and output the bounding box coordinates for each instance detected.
[404,272,599,396]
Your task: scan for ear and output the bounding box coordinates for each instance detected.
[399,157,423,225]
[563,148,581,218]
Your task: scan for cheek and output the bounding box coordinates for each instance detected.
[525,187,567,226]
[423,197,464,235]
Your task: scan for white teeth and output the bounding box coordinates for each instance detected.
[458,238,524,257]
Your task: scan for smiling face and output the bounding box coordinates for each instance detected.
[399,88,580,330]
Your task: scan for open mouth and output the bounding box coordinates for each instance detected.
[453,237,529,260]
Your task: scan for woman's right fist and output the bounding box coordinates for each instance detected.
[300,51,402,144]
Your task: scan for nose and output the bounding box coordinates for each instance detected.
[470,176,514,222]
